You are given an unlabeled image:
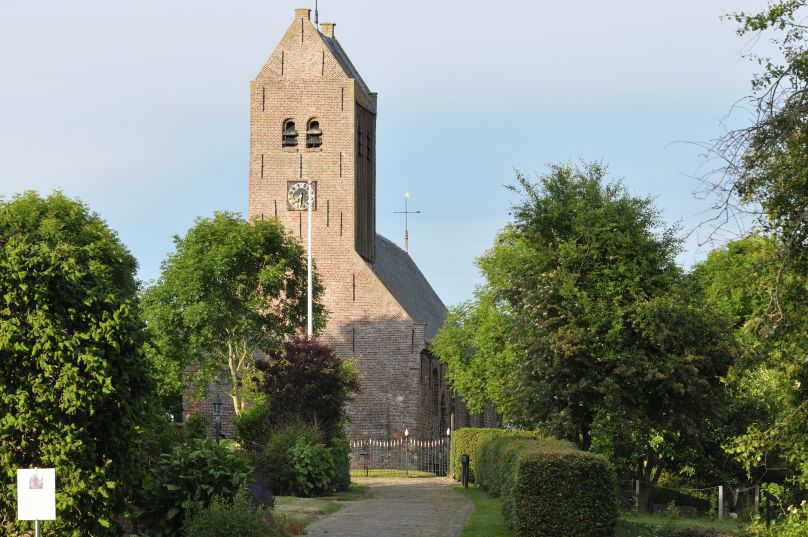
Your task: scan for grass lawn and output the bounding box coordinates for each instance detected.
[349,468,436,478]
[616,512,746,537]
[455,485,513,537]
[273,483,368,535]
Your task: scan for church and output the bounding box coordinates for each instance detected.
[194,8,497,441]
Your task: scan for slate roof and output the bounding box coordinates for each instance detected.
[370,234,447,342]
[318,32,375,109]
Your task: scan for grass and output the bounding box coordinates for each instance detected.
[455,485,513,537]
[349,468,436,478]
[273,483,368,535]
[616,511,746,537]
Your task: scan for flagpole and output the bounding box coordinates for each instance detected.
[307,181,313,340]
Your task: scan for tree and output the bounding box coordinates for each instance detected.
[700,2,808,488]
[691,236,808,488]
[256,337,360,440]
[0,192,153,536]
[433,163,737,486]
[141,212,325,416]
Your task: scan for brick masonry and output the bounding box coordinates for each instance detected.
[185,8,498,441]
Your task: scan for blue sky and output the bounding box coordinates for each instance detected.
[0,1,774,306]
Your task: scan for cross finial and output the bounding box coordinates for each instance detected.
[393,192,420,254]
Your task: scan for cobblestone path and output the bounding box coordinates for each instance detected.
[305,477,472,537]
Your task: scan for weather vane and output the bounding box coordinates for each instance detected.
[394,192,420,253]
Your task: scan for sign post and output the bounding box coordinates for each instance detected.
[17,468,56,536]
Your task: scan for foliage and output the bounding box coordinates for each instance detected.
[258,337,360,441]
[0,192,154,536]
[746,500,808,537]
[475,433,618,537]
[247,472,276,509]
[434,164,737,488]
[450,427,552,481]
[691,236,808,487]
[137,439,252,537]
[287,437,338,497]
[255,423,323,496]
[181,495,285,537]
[141,212,325,416]
[184,412,209,442]
[235,398,273,450]
[329,434,351,492]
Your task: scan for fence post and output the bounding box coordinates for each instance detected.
[718,485,724,520]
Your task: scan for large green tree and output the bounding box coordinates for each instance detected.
[701,0,808,490]
[433,163,736,485]
[141,212,325,416]
[0,192,153,536]
[691,236,808,488]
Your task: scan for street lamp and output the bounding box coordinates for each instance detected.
[213,394,223,444]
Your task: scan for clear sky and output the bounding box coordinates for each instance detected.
[0,1,774,307]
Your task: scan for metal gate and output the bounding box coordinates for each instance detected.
[349,438,449,477]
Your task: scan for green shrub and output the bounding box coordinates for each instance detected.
[138,439,253,537]
[235,398,273,451]
[477,434,618,537]
[288,438,338,497]
[182,495,284,537]
[256,423,322,495]
[451,427,560,481]
[329,434,352,492]
[184,412,209,442]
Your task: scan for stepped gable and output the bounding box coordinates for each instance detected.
[370,234,446,342]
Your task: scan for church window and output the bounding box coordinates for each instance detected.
[282,120,298,147]
[306,119,322,148]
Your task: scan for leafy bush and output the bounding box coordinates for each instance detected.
[0,192,154,536]
[451,427,557,481]
[138,439,253,537]
[248,473,276,508]
[288,438,338,497]
[330,434,352,492]
[235,398,273,450]
[476,433,618,537]
[256,423,322,495]
[184,412,209,442]
[745,500,808,537]
[258,338,360,442]
[671,528,729,537]
[182,495,285,537]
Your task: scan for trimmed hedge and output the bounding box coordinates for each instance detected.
[476,432,618,537]
[451,427,553,481]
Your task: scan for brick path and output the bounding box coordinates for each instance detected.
[304,477,473,537]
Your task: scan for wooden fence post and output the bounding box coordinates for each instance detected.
[718,485,724,519]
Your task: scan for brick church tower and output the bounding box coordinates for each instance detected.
[246,8,496,440]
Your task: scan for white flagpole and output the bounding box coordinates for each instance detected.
[307,181,313,340]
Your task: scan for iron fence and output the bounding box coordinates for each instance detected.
[349,438,450,477]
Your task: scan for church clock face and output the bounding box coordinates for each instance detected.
[286,181,316,211]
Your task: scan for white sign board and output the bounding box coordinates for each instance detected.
[17,469,56,521]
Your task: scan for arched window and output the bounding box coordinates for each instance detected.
[306,119,322,148]
[282,120,297,147]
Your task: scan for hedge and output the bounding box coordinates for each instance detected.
[451,427,553,481]
[476,432,618,537]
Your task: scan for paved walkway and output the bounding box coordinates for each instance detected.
[305,477,473,537]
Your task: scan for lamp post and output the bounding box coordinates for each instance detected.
[213,394,223,444]
[446,427,452,477]
[404,428,410,477]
